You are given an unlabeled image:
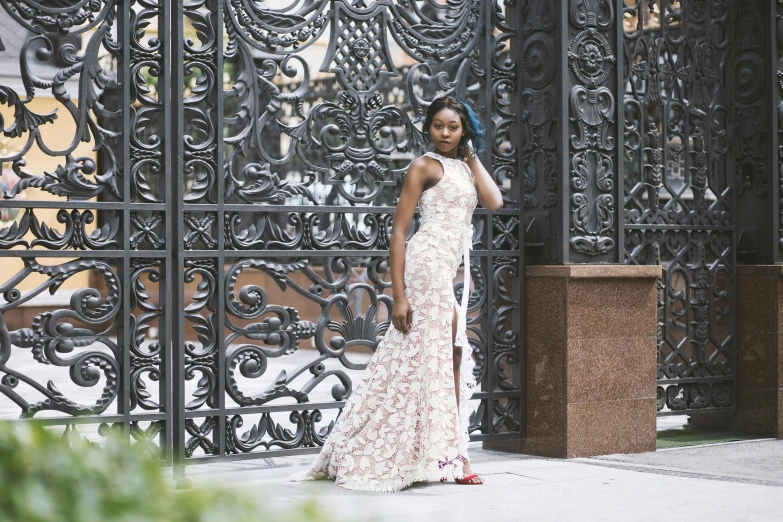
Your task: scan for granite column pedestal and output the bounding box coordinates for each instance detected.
[486,265,661,458]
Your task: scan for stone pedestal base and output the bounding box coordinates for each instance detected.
[486,265,661,458]
[690,266,783,438]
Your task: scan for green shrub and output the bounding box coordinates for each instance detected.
[0,423,326,522]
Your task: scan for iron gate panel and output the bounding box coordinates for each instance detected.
[622,0,738,415]
[0,0,172,456]
[0,0,524,466]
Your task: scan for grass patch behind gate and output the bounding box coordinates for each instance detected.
[657,428,763,450]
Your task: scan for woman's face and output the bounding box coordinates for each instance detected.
[429,108,465,155]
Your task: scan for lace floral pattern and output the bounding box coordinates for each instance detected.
[290,152,478,492]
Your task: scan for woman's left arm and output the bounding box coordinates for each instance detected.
[465,152,504,211]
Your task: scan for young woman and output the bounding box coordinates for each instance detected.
[291,96,504,492]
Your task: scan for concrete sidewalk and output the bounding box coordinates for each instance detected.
[588,439,783,487]
[184,440,783,522]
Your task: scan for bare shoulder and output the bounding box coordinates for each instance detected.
[409,155,439,172]
[406,156,439,185]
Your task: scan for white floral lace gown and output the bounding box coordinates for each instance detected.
[291,151,479,492]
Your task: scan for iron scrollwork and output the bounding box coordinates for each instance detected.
[0,0,168,456]
[0,259,121,418]
[568,0,617,259]
[0,4,121,201]
[623,0,735,413]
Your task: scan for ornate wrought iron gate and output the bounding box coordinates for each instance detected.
[622,0,748,415]
[0,0,523,468]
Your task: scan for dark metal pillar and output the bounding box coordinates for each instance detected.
[735,1,775,265]
[522,0,623,265]
[560,0,623,264]
[171,0,187,486]
[518,1,560,266]
[773,1,783,264]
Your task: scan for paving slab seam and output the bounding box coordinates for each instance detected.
[653,438,777,452]
[573,459,783,488]
[473,448,560,461]
[498,472,546,482]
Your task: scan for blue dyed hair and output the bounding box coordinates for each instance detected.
[423,95,487,154]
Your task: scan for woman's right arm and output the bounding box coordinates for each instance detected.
[389,158,429,335]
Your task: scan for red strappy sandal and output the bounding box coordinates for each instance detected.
[455,473,483,485]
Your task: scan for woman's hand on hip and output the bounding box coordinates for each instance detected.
[392,297,413,335]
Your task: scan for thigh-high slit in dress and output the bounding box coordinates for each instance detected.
[290,151,479,492]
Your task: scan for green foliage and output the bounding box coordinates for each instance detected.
[0,423,326,522]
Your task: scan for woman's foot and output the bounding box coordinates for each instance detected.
[455,462,483,485]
